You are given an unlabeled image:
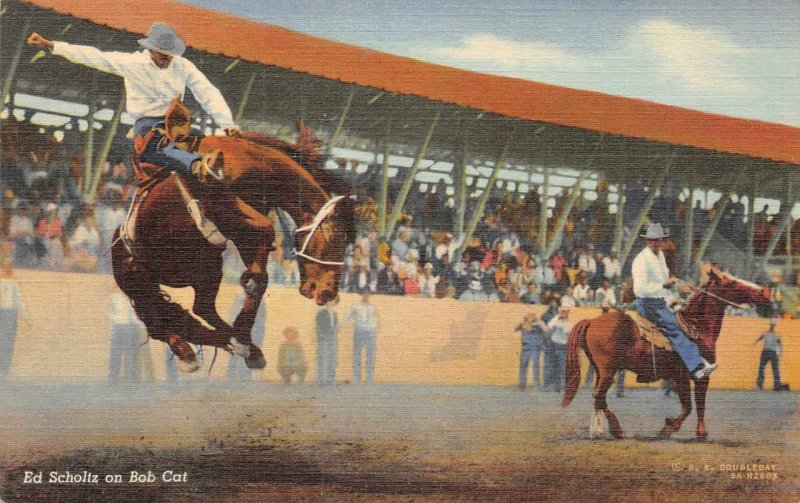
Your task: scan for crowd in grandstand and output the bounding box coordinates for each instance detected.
[1,125,799,318]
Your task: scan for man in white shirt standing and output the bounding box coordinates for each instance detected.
[632,223,716,380]
[344,292,379,384]
[28,23,240,180]
[546,306,573,393]
[602,248,621,283]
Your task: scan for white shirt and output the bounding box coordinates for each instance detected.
[603,257,621,279]
[632,246,671,299]
[52,42,236,128]
[573,284,591,303]
[110,291,139,325]
[547,316,573,345]
[578,254,596,275]
[596,287,617,307]
[0,278,25,311]
[346,302,379,331]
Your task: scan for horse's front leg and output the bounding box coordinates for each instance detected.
[694,377,709,439]
[592,369,624,439]
[659,372,692,438]
[192,256,231,331]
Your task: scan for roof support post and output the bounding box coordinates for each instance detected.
[759,176,795,277]
[0,18,30,107]
[376,121,392,237]
[538,167,551,258]
[544,169,591,259]
[234,71,257,124]
[693,190,733,273]
[459,131,513,256]
[325,90,355,158]
[681,188,696,277]
[384,110,440,239]
[81,99,97,198]
[619,164,671,266]
[745,188,757,277]
[612,183,626,255]
[454,134,469,237]
[85,95,124,204]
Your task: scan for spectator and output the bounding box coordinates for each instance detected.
[35,202,63,270]
[577,246,597,277]
[108,286,142,382]
[520,282,541,305]
[496,277,521,303]
[418,262,439,298]
[549,249,567,285]
[573,273,591,305]
[546,306,573,393]
[345,292,380,384]
[595,278,618,308]
[515,311,548,390]
[391,229,410,262]
[375,261,403,295]
[458,277,499,302]
[67,213,101,272]
[533,260,557,288]
[8,203,35,267]
[755,319,788,391]
[602,248,621,283]
[561,286,577,308]
[278,326,307,385]
[315,296,339,385]
[0,258,28,378]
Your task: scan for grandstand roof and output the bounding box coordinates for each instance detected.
[5,0,799,197]
[17,0,800,167]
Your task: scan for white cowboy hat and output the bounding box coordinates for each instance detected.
[640,222,670,239]
[138,22,186,57]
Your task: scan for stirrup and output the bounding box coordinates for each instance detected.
[191,151,223,181]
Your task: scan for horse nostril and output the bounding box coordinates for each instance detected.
[309,283,317,292]
[319,291,334,303]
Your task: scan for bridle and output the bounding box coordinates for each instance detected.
[679,271,759,310]
[292,195,345,266]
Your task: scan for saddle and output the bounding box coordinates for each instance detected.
[626,310,698,353]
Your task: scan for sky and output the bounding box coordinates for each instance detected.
[179,0,799,127]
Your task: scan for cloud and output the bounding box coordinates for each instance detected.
[426,33,584,68]
[634,19,755,93]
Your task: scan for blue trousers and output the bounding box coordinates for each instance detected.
[0,308,18,376]
[353,329,376,384]
[756,350,781,389]
[636,298,703,372]
[109,323,141,382]
[133,117,200,176]
[519,343,543,388]
[316,336,338,385]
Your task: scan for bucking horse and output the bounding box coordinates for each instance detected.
[111,99,354,372]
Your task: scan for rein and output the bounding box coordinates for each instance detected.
[292,195,345,266]
[680,280,749,310]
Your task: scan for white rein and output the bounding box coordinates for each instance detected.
[292,195,345,266]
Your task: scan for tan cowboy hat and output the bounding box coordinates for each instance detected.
[641,222,669,239]
[138,22,186,57]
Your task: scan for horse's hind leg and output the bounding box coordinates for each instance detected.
[694,376,709,439]
[592,369,624,439]
[659,373,692,438]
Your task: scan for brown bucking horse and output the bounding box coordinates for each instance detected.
[111,101,354,372]
[561,264,770,439]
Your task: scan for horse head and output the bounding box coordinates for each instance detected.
[295,194,355,305]
[699,263,771,307]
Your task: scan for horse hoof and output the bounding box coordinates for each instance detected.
[245,345,266,369]
[227,337,251,358]
[177,359,201,373]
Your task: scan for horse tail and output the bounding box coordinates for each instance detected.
[562,319,591,408]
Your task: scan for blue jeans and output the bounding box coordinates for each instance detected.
[109,323,141,382]
[134,117,200,175]
[519,343,543,388]
[353,328,376,384]
[316,336,338,385]
[636,298,703,373]
[0,308,18,376]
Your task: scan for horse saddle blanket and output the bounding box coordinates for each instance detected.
[626,310,698,353]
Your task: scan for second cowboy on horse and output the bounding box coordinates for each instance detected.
[28,22,238,181]
[632,223,717,381]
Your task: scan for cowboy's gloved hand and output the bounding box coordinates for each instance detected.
[225,127,242,138]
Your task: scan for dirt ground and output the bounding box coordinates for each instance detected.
[0,381,797,502]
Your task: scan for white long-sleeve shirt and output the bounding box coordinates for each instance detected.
[345,302,379,331]
[52,42,236,129]
[631,246,671,299]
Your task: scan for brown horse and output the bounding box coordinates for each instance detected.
[561,264,770,439]
[111,105,354,372]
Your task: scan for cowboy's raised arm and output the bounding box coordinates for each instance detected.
[183,59,236,131]
[29,32,132,77]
